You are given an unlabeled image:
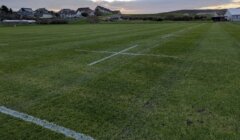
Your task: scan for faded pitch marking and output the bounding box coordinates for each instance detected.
[160,24,204,39]
[76,49,178,59]
[147,24,205,51]
[120,52,179,59]
[88,45,138,66]
[77,49,115,54]
[0,106,94,140]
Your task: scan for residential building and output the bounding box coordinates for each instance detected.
[59,9,76,18]
[18,8,34,18]
[225,8,240,21]
[76,7,94,17]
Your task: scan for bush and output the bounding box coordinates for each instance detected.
[121,16,163,22]
[86,16,99,24]
[164,15,194,21]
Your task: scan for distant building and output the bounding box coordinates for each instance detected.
[76,7,94,17]
[212,12,226,22]
[95,6,112,15]
[225,8,240,21]
[59,9,76,18]
[18,8,34,18]
[34,8,54,19]
[95,6,121,16]
[40,14,54,19]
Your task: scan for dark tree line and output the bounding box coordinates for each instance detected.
[0,5,19,21]
[122,15,209,22]
[0,5,13,14]
[122,16,163,21]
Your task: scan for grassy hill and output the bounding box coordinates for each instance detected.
[158,9,227,16]
[123,9,227,20]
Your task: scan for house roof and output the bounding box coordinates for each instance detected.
[227,8,240,15]
[77,7,93,12]
[20,8,33,12]
[35,8,49,12]
[59,9,76,15]
[96,6,112,13]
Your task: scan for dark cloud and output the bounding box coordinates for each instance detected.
[0,0,235,13]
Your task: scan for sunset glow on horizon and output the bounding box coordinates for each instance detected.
[1,0,240,14]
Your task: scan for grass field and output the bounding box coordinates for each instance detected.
[0,22,239,140]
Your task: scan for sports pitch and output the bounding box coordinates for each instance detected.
[0,22,239,139]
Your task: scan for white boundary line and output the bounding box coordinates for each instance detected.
[0,106,94,140]
[77,50,115,54]
[88,45,138,66]
[76,49,178,59]
[120,52,178,59]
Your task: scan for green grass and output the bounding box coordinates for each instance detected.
[0,22,239,140]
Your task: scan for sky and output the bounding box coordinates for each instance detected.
[1,0,240,14]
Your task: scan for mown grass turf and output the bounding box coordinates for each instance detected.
[0,22,239,140]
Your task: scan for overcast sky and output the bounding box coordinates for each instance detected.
[1,0,240,14]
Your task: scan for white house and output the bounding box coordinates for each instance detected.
[225,8,240,21]
[40,14,54,19]
[34,8,54,19]
[76,8,94,17]
[58,9,76,18]
[18,8,34,18]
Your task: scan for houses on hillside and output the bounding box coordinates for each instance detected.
[1,5,123,21]
[3,4,240,22]
[1,5,122,21]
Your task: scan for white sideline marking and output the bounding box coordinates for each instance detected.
[76,49,178,59]
[78,50,115,54]
[0,106,94,140]
[120,52,179,59]
[88,45,138,66]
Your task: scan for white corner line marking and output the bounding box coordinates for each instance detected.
[0,106,94,140]
[77,49,178,59]
[77,49,115,54]
[88,45,138,66]
[120,52,179,59]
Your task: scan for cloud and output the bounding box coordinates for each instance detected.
[91,0,135,2]
[1,0,240,14]
[200,0,240,9]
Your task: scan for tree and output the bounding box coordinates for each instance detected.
[1,5,9,13]
[9,8,13,14]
